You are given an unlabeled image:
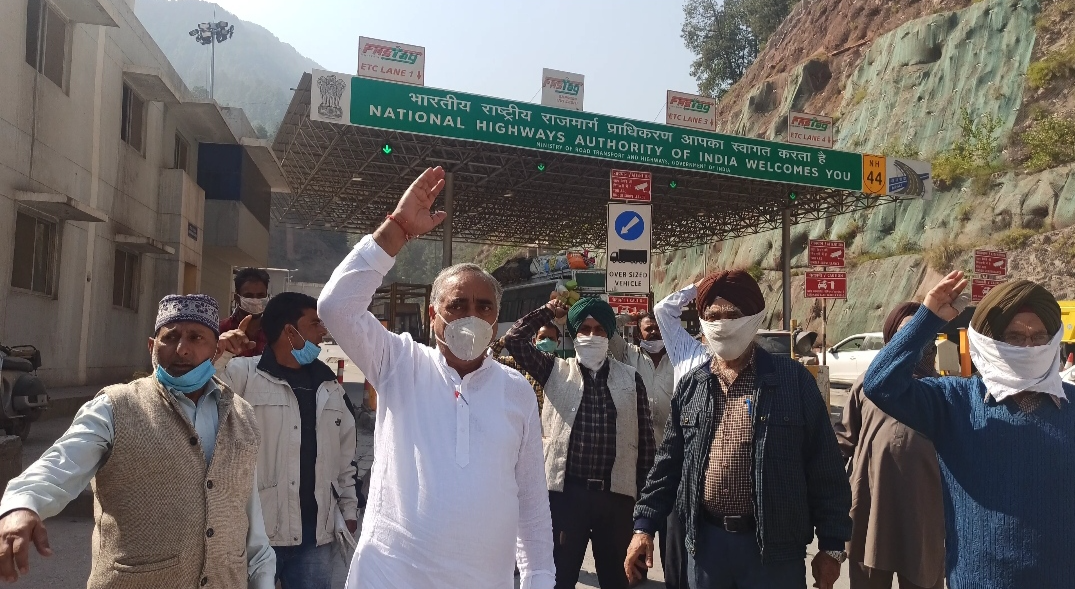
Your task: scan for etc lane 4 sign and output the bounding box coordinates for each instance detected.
[610,170,651,202]
[311,71,867,192]
[787,111,833,149]
[805,271,847,299]
[358,37,425,86]
[607,203,650,294]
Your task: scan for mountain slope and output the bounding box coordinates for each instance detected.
[136,0,320,133]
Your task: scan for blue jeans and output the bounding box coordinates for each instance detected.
[274,542,334,589]
[688,521,805,589]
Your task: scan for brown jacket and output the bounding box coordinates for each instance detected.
[88,376,260,589]
[834,376,945,586]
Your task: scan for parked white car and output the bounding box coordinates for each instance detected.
[826,332,885,386]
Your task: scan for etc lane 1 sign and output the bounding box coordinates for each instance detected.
[310,71,866,192]
[357,37,425,86]
[610,170,651,202]
[607,203,650,294]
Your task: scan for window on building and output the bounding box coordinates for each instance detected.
[112,249,140,310]
[24,0,68,89]
[11,211,58,296]
[121,84,145,153]
[174,133,190,172]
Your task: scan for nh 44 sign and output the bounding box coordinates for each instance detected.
[972,278,1005,302]
[610,170,651,202]
[608,295,649,317]
[974,249,1007,277]
[805,271,847,299]
[808,239,845,268]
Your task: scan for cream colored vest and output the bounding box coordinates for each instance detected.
[87,376,259,589]
[542,357,640,498]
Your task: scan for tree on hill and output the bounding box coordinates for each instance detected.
[682,0,794,99]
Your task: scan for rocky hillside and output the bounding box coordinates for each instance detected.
[654,0,1075,340]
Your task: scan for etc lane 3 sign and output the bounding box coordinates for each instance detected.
[311,71,865,192]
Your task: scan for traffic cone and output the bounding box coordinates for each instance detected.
[1065,353,1074,371]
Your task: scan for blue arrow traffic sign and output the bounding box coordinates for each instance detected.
[615,210,645,241]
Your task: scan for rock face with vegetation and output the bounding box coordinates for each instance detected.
[655,0,1075,341]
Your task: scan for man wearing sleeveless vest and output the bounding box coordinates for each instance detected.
[0,295,275,588]
[505,296,657,589]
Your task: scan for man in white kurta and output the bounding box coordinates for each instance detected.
[318,166,554,589]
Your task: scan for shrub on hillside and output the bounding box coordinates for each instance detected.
[1026,43,1075,90]
[1022,114,1075,171]
[922,240,965,272]
[996,228,1039,250]
[931,108,1003,187]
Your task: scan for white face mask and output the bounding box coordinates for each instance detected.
[436,314,494,362]
[239,296,268,315]
[574,335,610,371]
[699,311,765,360]
[968,327,1066,402]
[639,339,665,354]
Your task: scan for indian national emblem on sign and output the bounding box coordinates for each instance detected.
[316,74,346,120]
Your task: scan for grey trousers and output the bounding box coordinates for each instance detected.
[848,562,945,589]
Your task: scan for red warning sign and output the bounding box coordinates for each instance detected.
[971,278,1005,303]
[805,271,847,299]
[610,170,652,203]
[808,239,846,268]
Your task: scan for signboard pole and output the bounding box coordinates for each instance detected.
[821,300,827,366]
[782,209,792,330]
[441,172,454,268]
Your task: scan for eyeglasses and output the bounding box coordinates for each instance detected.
[1000,333,1051,347]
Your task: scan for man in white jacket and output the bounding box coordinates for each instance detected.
[216,292,359,589]
[319,166,555,589]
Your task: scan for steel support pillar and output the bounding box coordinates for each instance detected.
[782,208,792,330]
[442,172,454,269]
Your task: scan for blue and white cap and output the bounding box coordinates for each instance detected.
[155,294,220,336]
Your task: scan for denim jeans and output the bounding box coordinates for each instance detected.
[274,542,334,589]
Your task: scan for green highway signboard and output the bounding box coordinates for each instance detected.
[311,70,867,192]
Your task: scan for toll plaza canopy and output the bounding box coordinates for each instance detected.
[271,71,921,252]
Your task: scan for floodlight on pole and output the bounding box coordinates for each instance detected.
[188,17,234,100]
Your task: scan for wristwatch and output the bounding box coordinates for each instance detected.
[633,529,652,537]
[824,550,847,563]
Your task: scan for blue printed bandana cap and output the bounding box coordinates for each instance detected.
[155,294,220,336]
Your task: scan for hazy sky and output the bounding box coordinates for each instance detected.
[204,0,699,122]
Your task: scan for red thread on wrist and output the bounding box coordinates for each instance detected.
[386,214,413,240]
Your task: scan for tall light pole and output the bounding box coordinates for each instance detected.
[188,19,234,100]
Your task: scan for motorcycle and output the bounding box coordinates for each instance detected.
[0,343,49,440]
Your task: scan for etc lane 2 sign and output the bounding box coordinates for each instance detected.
[310,71,866,192]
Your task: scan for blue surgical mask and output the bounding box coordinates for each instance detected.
[536,338,558,353]
[155,360,216,394]
[288,328,321,365]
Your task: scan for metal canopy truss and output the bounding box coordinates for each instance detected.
[273,74,908,252]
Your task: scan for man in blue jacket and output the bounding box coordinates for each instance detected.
[626,270,851,589]
[862,271,1075,588]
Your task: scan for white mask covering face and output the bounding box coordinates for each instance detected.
[968,326,1066,402]
[699,311,765,360]
[239,296,268,315]
[436,314,494,362]
[574,335,610,371]
[639,339,665,354]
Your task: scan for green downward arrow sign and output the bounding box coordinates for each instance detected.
[381,143,392,155]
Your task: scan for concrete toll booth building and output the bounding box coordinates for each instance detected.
[0,0,288,387]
